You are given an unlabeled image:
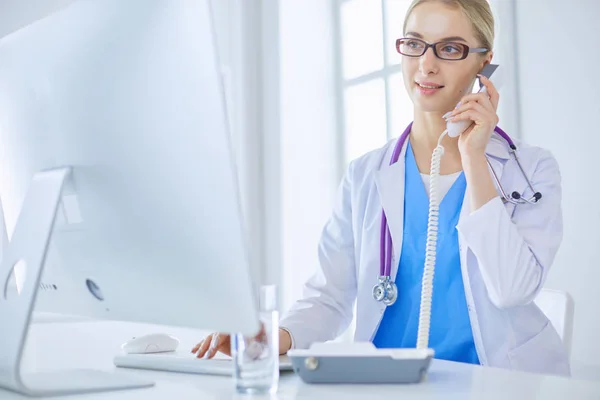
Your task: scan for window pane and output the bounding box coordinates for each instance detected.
[385,0,412,65]
[389,72,414,137]
[344,79,387,162]
[340,0,384,79]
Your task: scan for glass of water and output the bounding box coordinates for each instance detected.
[231,284,279,394]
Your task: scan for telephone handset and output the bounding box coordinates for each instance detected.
[446,63,501,137]
[415,64,502,350]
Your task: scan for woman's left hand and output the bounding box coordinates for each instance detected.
[446,74,499,158]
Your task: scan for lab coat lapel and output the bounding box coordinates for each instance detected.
[374,141,407,282]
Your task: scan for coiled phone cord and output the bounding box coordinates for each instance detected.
[416,130,448,350]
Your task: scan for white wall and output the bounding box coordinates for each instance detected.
[489,0,521,138]
[0,0,77,38]
[279,1,339,313]
[516,0,600,370]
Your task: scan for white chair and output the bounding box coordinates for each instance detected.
[533,288,575,356]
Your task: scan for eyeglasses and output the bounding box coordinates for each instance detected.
[396,38,488,60]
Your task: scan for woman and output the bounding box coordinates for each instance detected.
[193,0,570,376]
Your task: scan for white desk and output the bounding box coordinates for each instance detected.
[2,320,600,399]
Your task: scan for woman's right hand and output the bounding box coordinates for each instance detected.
[191,332,231,359]
[191,328,293,359]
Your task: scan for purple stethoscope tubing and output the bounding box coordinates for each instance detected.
[379,123,516,278]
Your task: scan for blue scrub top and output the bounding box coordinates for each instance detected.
[372,141,479,365]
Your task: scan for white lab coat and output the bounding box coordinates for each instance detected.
[280,132,571,377]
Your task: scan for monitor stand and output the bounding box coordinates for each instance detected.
[0,168,154,397]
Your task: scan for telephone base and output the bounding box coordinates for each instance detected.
[287,342,434,384]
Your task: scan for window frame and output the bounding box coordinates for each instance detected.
[334,0,410,170]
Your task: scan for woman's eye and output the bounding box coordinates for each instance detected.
[441,45,460,53]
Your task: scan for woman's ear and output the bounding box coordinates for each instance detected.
[480,51,494,71]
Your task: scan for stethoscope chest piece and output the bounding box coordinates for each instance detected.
[372,276,397,306]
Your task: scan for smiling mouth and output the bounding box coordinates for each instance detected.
[416,82,444,89]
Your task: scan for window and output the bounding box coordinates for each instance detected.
[336,0,414,164]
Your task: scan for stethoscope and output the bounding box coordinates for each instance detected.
[372,123,543,306]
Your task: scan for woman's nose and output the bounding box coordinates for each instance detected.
[418,46,439,75]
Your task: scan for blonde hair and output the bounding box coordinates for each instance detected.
[403,0,495,52]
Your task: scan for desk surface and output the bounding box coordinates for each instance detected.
[2,320,600,399]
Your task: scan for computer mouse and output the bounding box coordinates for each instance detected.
[121,333,180,354]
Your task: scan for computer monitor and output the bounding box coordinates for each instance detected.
[0,0,259,396]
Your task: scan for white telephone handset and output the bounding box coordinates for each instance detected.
[415,64,502,350]
[446,63,502,137]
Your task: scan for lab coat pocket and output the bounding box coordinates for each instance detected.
[507,321,570,376]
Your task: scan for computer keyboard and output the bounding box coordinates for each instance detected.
[113,351,293,376]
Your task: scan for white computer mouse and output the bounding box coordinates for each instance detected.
[121,333,180,354]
